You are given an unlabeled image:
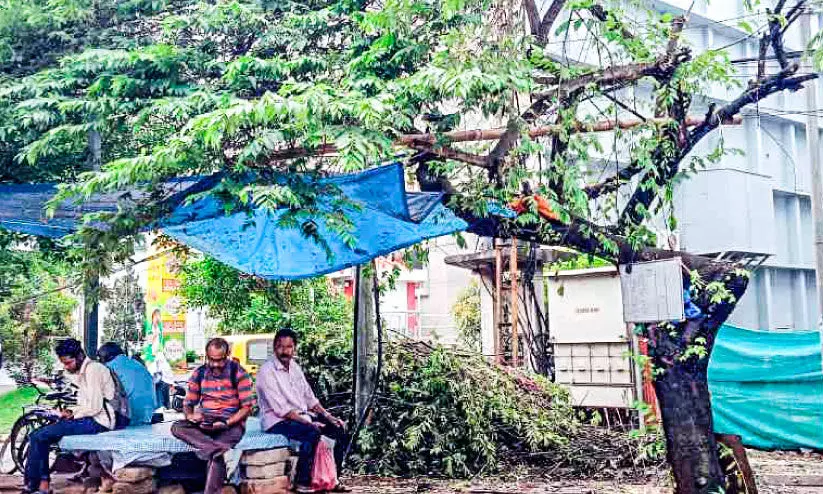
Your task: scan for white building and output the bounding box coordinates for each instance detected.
[667,2,823,331]
[401,1,823,407]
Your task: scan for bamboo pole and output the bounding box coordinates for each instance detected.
[266,115,742,161]
[510,238,519,368]
[397,115,740,146]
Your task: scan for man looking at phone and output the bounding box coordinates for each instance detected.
[171,338,255,494]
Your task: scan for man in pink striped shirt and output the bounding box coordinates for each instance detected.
[257,328,350,493]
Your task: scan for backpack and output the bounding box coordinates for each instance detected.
[193,361,239,390]
[105,367,130,424]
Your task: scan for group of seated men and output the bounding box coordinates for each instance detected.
[23,329,348,494]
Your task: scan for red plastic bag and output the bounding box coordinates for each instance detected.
[310,437,338,491]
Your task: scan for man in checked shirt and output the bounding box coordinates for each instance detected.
[172,337,256,494]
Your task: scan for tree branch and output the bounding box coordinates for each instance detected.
[588,4,634,40]
[666,17,686,57]
[757,35,769,79]
[464,206,733,278]
[767,4,791,69]
[782,1,806,32]
[534,58,688,99]
[406,142,489,168]
[537,0,568,44]
[488,50,690,175]
[486,118,526,171]
[690,68,815,145]
[584,162,643,198]
[614,7,817,230]
[615,69,817,225]
[523,0,543,40]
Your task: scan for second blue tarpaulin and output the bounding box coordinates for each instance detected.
[709,324,823,450]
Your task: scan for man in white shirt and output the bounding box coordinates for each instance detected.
[24,339,117,494]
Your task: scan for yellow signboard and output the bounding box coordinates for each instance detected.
[145,248,187,366]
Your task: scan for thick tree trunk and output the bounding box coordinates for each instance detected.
[646,271,751,494]
[654,357,724,494]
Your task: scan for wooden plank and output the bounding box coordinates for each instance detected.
[494,243,502,364]
[510,238,518,367]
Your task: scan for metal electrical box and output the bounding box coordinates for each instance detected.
[619,258,684,323]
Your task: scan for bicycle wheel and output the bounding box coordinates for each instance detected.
[10,413,57,474]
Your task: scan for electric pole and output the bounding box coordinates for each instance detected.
[801,13,823,349]
[353,263,376,420]
[83,128,102,358]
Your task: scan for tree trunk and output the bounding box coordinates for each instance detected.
[648,270,751,494]
[654,357,724,494]
[473,201,754,494]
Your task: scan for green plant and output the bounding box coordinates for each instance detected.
[452,280,481,351]
[178,254,353,400]
[0,252,76,380]
[353,341,578,477]
[352,341,660,478]
[177,256,653,478]
[1,0,817,489]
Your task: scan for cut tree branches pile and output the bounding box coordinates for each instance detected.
[351,340,664,480]
[177,256,664,480]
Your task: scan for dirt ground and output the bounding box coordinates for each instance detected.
[343,476,670,493]
[341,450,823,493]
[1,449,822,493]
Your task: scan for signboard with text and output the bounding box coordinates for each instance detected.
[145,248,187,366]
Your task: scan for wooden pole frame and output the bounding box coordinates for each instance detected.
[510,238,519,367]
[494,241,503,365]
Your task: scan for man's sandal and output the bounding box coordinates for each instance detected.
[293,486,318,494]
[330,484,352,493]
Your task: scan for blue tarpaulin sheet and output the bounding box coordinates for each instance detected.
[0,163,467,280]
[158,163,467,279]
[709,324,823,450]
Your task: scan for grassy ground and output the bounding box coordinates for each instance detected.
[0,387,38,433]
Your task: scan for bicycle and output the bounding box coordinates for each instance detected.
[0,372,77,475]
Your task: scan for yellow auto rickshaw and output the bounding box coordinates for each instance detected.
[222,334,275,375]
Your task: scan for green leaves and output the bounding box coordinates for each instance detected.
[0,248,76,379]
[355,341,578,477]
[0,0,799,315]
[452,280,480,350]
[809,28,823,71]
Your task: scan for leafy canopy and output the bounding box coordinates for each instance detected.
[0,0,740,269]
